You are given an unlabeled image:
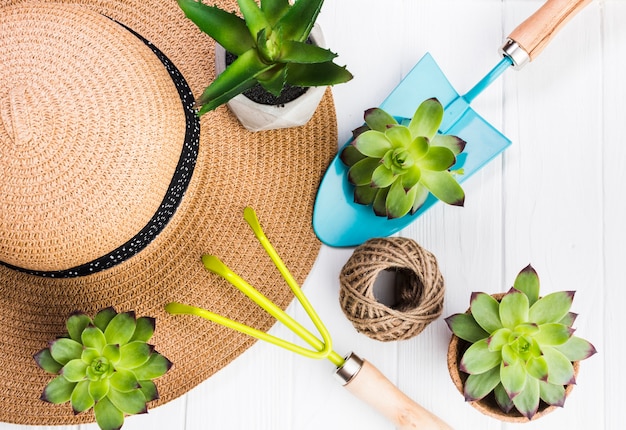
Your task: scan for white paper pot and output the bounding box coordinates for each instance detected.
[214,24,327,132]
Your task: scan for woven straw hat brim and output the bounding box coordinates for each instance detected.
[0,0,336,425]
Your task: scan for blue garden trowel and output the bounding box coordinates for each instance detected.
[313,0,591,247]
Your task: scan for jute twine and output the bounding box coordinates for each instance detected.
[339,237,445,342]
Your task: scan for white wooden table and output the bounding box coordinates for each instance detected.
[3,0,623,429]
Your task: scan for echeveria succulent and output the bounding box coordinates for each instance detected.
[445,265,596,420]
[34,308,172,430]
[340,98,466,219]
[177,0,353,114]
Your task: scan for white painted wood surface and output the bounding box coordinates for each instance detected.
[2,0,622,429]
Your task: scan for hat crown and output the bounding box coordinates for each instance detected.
[0,3,189,274]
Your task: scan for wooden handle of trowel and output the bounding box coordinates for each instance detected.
[341,358,452,430]
[508,0,591,61]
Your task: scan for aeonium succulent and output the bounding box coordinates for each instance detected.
[34,308,172,430]
[177,0,352,114]
[340,98,466,219]
[445,265,597,420]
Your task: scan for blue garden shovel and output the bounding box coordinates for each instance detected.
[313,0,591,247]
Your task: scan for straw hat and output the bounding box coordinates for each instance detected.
[0,0,337,425]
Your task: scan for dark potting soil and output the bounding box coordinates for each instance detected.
[225,51,309,107]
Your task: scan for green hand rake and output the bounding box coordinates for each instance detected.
[166,207,451,430]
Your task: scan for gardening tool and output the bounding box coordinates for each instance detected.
[313,0,591,247]
[166,206,452,430]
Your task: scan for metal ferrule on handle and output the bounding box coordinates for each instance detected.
[499,39,530,70]
[334,352,364,385]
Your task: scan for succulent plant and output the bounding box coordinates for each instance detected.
[177,0,353,115]
[34,308,172,430]
[340,98,466,219]
[445,265,597,420]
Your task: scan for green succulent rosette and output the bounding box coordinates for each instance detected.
[341,98,466,219]
[34,308,172,430]
[445,265,597,419]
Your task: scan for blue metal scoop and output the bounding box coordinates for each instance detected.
[313,0,591,247]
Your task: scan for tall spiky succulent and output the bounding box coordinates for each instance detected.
[34,308,172,430]
[445,265,597,420]
[177,0,352,114]
[340,98,466,219]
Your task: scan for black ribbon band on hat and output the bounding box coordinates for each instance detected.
[0,21,200,278]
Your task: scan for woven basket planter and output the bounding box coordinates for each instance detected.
[446,293,580,422]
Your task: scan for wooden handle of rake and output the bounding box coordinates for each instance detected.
[508,0,591,62]
[340,357,451,430]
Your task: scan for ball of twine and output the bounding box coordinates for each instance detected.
[339,237,445,342]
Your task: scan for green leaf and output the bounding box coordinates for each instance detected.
[354,131,392,158]
[364,108,397,132]
[401,166,421,191]
[340,144,367,167]
[445,313,489,343]
[277,0,323,42]
[108,387,148,415]
[408,98,443,140]
[130,317,155,343]
[102,344,121,364]
[237,0,269,40]
[559,312,578,327]
[430,134,466,155]
[66,313,92,343]
[470,293,503,334]
[385,125,412,149]
[177,0,254,55]
[463,366,500,401]
[261,0,290,25]
[372,187,389,217]
[419,146,456,171]
[118,342,153,370]
[198,49,271,113]
[487,328,512,352]
[62,359,88,382]
[410,183,429,214]
[460,339,502,374]
[494,383,515,413]
[41,375,76,404]
[499,291,529,329]
[82,326,107,353]
[34,348,63,374]
[500,359,527,398]
[539,380,566,407]
[104,312,136,346]
[534,323,573,346]
[501,344,518,366]
[94,397,124,430]
[279,41,336,63]
[82,347,100,365]
[526,355,549,381]
[529,291,575,325]
[542,346,576,385]
[371,164,396,188]
[512,374,540,419]
[354,184,377,205]
[70,380,94,414]
[94,308,117,332]
[348,158,381,186]
[88,379,110,402]
[258,64,287,96]
[50,338,83,365]
[513,264,540,306]
[132,353,172,380]
[386,179,415,219]
[285,61,353,87]
[110,369,140,393]
[410,136,429,160]
[419,169,465,206]
[138,380,159,402]
[554,335,597,361]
